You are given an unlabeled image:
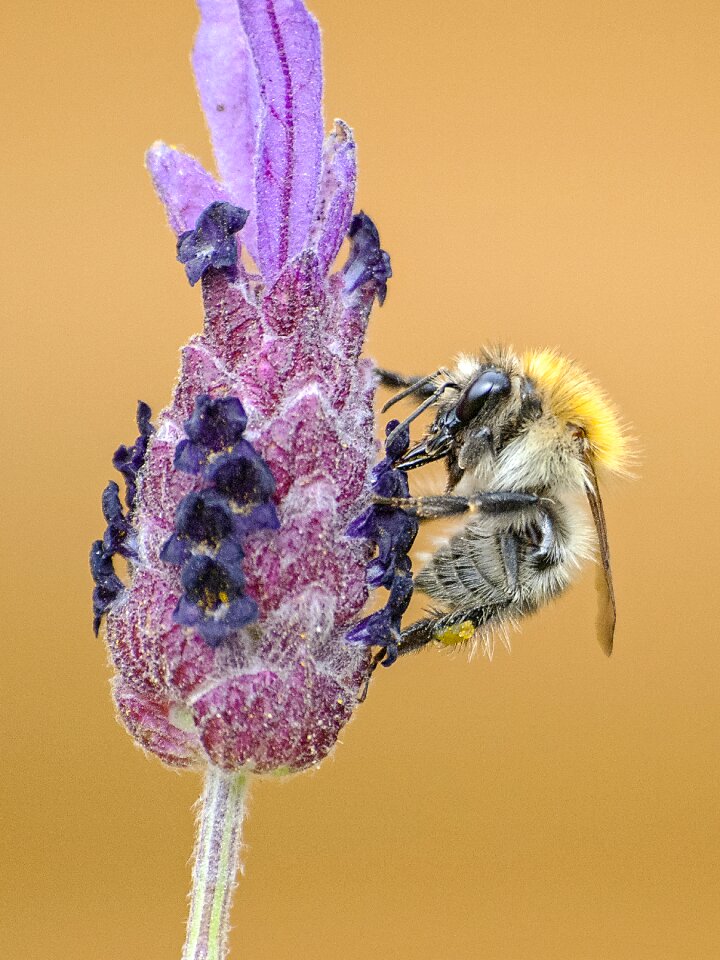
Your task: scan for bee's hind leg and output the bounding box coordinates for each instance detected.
[397,604,511,658]
[395,612,469,657]
[358,638,403,701]
[396,617,440,655]
[357,615,432,699]
[358,603,509,698]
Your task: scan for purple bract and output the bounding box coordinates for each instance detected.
[92,0,392,775]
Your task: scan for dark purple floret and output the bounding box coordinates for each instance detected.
[345,571,414,669]
[343,212,392,306]
[176,554,258,646]
[91,403,156,634]
[345,608,393,656]
[352,507,416,589]
[383,420,411,464]
[181,552,246,603]
[112,401,155,511]
[347,571,415,667]
[162,393,279,646]
[346,419,418,666]
[175,595,259,647]
[185,395,248,448]
[101,481,137,559]
[174,397,251,476]
[234,502,280,536]
[176,201,249,286]
[173,439,206,477]
[90,539,125,636]
[366,516,416,589]
[160,490,237,566]
[207,448,276,504]
[370,459,409,499]
[387,571,414,618]
[345,507,375,540]
[176,490,235,545]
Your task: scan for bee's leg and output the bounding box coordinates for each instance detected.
[372,491,540,520]
[526,510,560,564]
[384,381,458,445]
[357,649,385,702]
[375,368,450,396]
[498,532,520,593]
[375,368,423,390]
[394,617,439,655]
[396,604,511,657]
[358,637,402,700]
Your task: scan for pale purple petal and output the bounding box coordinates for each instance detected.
[309,120,357,273]
[146,141,229,236]
[237,0,323,279]
[192,0,261,257]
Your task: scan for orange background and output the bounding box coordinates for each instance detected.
[2,1,720,958]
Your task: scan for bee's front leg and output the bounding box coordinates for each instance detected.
[375,367,450,397]
[371,491,541,520]
[375,368,422,390]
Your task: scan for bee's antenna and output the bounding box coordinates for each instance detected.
[385,380,456,451]
[381,367,454,413]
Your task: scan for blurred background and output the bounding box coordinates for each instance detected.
[2,0,719,957]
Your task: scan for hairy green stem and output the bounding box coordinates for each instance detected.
[182,769,250,960]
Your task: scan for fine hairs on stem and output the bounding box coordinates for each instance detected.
[183,770,249,960]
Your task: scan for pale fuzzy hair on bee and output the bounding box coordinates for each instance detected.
[521,348,630,475]
[450,347,630,495]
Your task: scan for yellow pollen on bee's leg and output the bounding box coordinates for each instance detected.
[435,620,475,646]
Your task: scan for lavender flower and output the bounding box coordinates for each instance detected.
[92,0,392,778]
[347,420,418,666]
[176,201,249,285]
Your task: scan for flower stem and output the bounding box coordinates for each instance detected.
[183,768,250,960]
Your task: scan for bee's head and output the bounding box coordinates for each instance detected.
[482,348,630,493]
[395,348,629,495]
[393,350,536,480]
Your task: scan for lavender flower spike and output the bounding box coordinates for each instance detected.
[93,1,394,955]
[101,0,392,778]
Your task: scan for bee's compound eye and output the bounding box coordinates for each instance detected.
[455,369,511,424]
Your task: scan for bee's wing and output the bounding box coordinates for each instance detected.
[584,457,616,656]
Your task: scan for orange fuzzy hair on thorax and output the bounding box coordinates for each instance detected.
[521,348,629,474]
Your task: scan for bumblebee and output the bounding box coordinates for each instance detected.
[375,347,629,659]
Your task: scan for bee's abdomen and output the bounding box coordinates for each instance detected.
[416,520,520,609]
[414,505,578,634]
